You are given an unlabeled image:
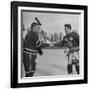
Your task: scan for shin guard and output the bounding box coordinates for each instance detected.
[67,64,72,74]
[75,65,79,74]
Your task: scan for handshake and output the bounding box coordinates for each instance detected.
[36,47,43,55]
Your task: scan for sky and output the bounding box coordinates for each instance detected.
[22,11,80,36]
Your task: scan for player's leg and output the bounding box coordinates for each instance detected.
[67,64,72,74]
[25,54,37,77]
[23,53,32,77]
[31,55,37,73]
[67,54,73,74]
[75,63,79,74]
[72,51,79,74]
[72,59,79,74]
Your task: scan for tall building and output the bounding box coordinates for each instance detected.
[59,32,64,42]
[54,32,58,42]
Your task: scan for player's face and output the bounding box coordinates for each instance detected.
[33,25,41,33]
[65,26,71,35]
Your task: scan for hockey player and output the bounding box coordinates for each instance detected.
[63,24,79,74]
[23,17,43,77]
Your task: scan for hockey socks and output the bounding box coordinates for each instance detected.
[67,64,72,74]
[75,65,79,74]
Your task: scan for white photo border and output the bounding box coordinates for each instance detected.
[18,6,84,83]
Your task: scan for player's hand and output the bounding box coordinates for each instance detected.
[36,47,43,55]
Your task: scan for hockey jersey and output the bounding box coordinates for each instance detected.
[23,30,43,55]
[63,31,79,48]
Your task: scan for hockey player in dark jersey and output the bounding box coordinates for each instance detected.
[23,17,43,77]
[63,24,79,74]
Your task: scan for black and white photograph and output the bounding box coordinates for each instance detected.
[11,1,87,88]
[22,11,80,77]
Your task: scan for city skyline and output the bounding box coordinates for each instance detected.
[22,11,80,36]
